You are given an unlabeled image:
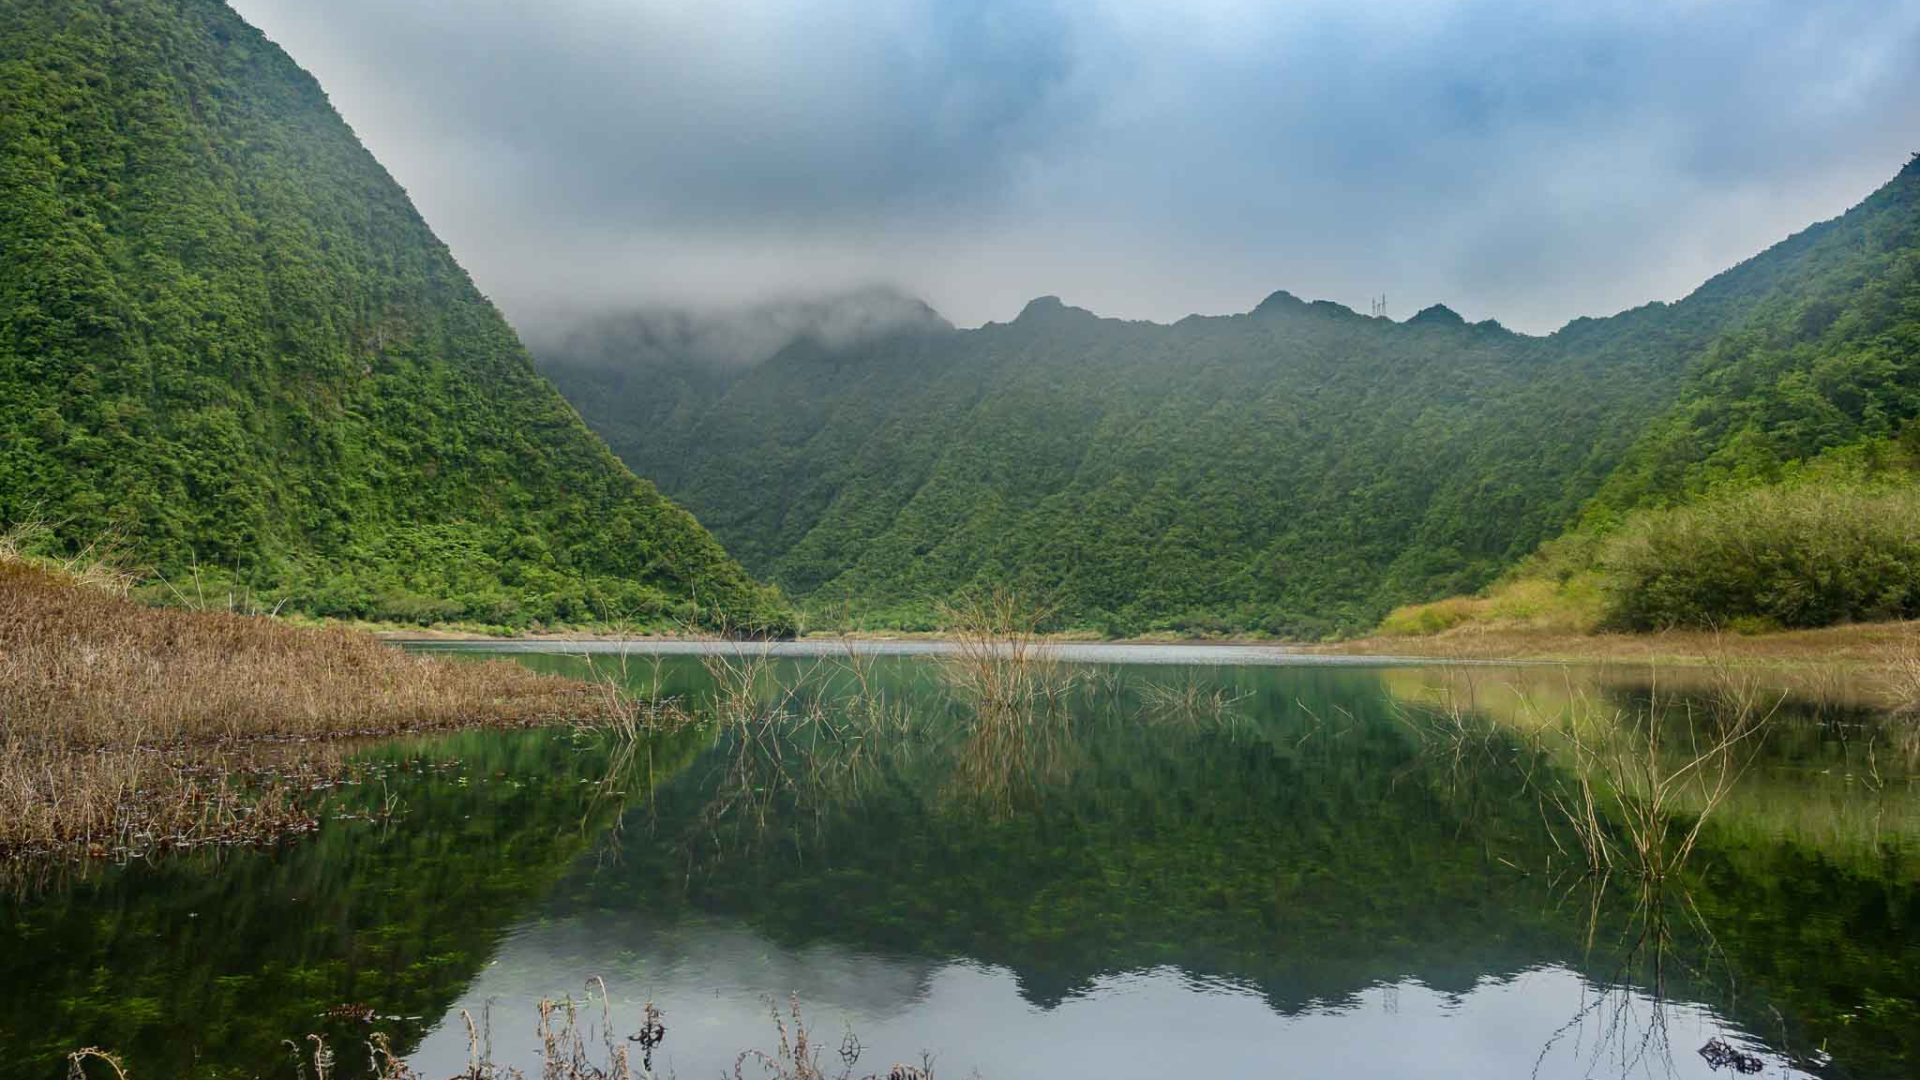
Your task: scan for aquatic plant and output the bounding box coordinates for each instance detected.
[1888,635,1920,718]
[1137,674,1251,732]
[1390,666,1779,884]
[732,998,933,1080]
[936,588,1076,718]
[1537,682,1776,885]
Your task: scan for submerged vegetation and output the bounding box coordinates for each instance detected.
[4,0,1916,1075]
[65,991,933,1080]
[0,550,617,860]
[15,636,1920,1077]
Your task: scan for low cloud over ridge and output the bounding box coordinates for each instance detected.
[231,0,1920,333]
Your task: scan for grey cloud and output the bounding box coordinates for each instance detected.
[526,285,952,369]
[229,0,1920,333]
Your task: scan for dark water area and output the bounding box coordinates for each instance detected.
[5,650,1916,1079]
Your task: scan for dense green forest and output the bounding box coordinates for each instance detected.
[0,0,790,632]
[4,0,1911,639]
[1582,160,1920,521]
[541,157,1920,636]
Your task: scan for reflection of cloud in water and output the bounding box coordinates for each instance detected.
[410,915,1808,1080]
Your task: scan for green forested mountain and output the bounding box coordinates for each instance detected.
[536,288,951,498]
[539,158,1920,636]
[1581,157,1920,522]
[0,0,789,631]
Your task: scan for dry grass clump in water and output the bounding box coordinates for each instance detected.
[932,590,1085,819]
[936,588,1074,717]
[1,556,617,860]
[1397,666,1778,886]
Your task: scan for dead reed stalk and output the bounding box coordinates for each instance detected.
[0,556,620,860]
[733,997,933,1080]
[1885,634,1920,717]
[1536,682,1776,885]
[80,990,925,1080]
[936,588,1074,719]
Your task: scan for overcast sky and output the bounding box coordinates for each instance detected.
[229,0,1920,334]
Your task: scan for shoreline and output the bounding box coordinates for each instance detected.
[378,620,1920,672]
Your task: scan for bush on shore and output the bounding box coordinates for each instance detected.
[1378,468,1920,638]
[1603,482,1920,631]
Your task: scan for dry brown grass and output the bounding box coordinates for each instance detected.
[1323,617,1920,671]
[1,556,617,860]
[935,588,1074,718]
[1888,637,1920,716]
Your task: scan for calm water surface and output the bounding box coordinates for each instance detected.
[4,647,1915,1079]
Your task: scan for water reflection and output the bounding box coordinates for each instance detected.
[8,654,1917,1079]
[415,914,1813,1080]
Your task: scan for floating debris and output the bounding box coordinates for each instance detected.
[1699,1037,1765,1074]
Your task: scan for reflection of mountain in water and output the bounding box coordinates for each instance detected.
[3,658,1915,1079]
[0,726,706,1080]
[413,915,1814,1080]
[540,662,1919,1076]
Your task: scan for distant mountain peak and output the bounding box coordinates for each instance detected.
[1407,304,1466,327]
[1252,289,1307,316]
[1310,299,1362,319]
[1012,295,1101,324]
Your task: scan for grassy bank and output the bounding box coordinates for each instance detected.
[0,555,619,861]
[1327,614,1919,675]
[1360,468,1920,674]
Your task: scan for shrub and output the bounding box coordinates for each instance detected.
[1601,482,1920,630]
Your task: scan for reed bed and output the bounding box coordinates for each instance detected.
[1,556,618,860]
[1391,665,1779,887]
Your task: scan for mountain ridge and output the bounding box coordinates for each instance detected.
[540,158,1919,635]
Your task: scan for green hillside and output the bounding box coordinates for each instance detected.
[541,160,1920,636]
[1584,154,1920,521]
[1385,156,1920,636]
[0,0,790,632]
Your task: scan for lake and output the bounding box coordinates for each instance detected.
[5,645,1915,1079]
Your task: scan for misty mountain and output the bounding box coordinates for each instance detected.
[0,0,789,631]
[536,288,952,495]
[530,287,951,372]
[546,159,1920,635]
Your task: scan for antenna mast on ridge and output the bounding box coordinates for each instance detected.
[1370,294,1388,318]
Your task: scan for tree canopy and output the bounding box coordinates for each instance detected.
[0,0,790,632]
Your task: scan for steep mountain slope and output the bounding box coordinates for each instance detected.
[542,161,1919,636]
[1582,154,1920,521]
[0,0,789,631]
